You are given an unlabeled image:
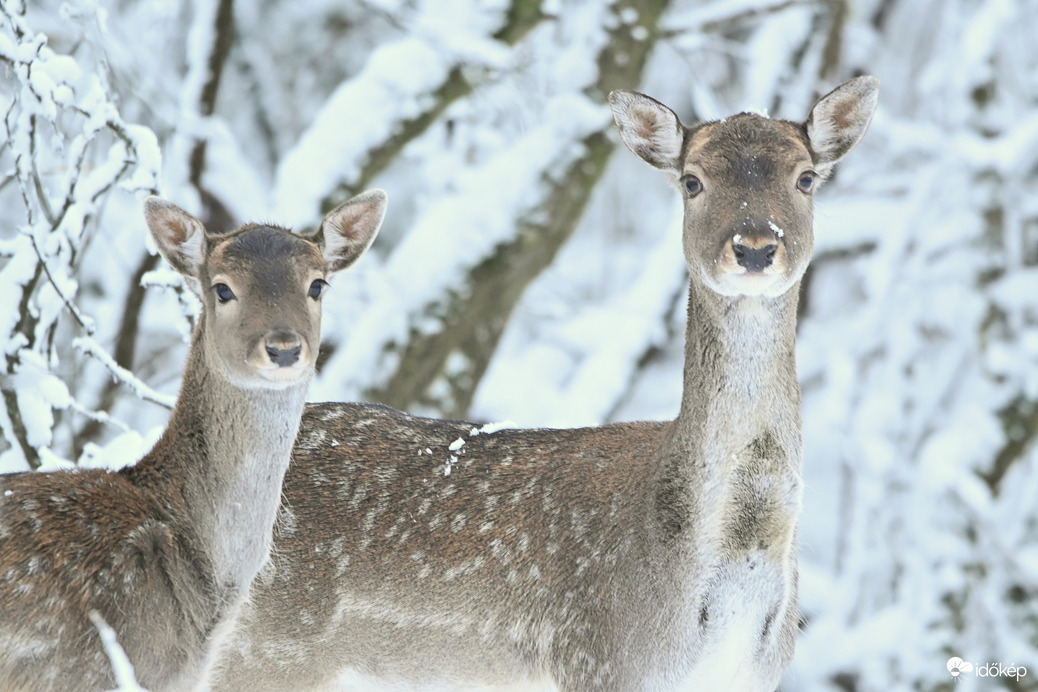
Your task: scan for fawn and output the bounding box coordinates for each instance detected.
[0,189,387,691]
[210,76,878,691]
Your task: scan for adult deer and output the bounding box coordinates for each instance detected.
[211,76,878,691]
[0,190,387,691]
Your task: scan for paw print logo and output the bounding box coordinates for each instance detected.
[947,657,974,678]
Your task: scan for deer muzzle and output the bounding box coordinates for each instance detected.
[255,329,311,382]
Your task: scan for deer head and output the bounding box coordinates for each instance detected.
[610,76,878,299]
[144,189,387,389]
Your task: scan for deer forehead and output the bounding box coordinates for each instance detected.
[683,116,812,181]
[207,225,325,292]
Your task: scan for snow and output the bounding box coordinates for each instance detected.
[273,37,453,229]
[470,421,516,436]
[444,454,459,476]
[311,91,608,402]
[78,426,163,471]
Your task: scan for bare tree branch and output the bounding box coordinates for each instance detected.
[189,0,236,191]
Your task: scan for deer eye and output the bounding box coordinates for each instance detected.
[796,172,816,193]
[213,283,235,303]
[308,279,328,300]
[682,175,703,198]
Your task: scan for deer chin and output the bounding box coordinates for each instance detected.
[255,363,313,388]
[704,267,795,298]
[220,362,312,390]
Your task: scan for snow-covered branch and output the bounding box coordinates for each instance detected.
[73,338,175,411]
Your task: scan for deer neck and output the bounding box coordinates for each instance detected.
[654,277,802,541]
[150,322,310,592]
[678,278,800,427]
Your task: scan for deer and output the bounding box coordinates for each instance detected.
[0,189,387,691]
[208,76,878,692]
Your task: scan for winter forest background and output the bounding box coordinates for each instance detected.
[1,0,1036,689]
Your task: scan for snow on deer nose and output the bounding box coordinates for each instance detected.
[722,220,787,274]
[709,220,793,297]
[733,236,778,272]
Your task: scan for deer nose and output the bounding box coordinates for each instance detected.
[733,240,778,272]
[264,331,303,367]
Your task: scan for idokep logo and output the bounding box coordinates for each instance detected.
[947,657,973,678]
[947,656,1028,682]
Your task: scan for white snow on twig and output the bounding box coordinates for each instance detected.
[73,337,175,409]
[89,611,148,692]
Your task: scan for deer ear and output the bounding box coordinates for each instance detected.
[314,189,387,274]
[144,197,207,278]
[609,90,685,174]
[806,76,879,174]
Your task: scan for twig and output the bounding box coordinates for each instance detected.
[88,611,148,692]
[74,337,175,410]
[68,397,132,435]
[25,231,96,335]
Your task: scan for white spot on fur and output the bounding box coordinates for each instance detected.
[362,508,378,535]
[448,438,465,451]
